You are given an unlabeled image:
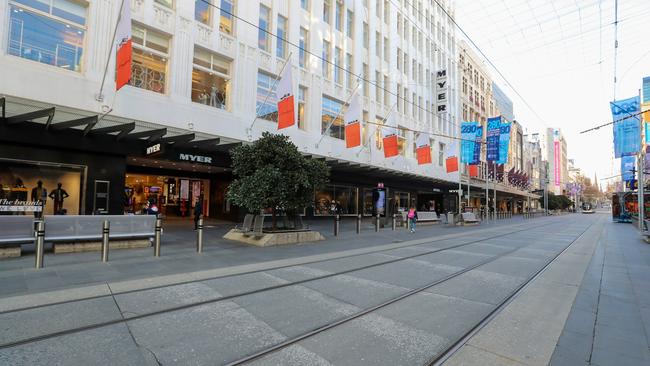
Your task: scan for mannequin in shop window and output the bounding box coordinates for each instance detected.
[49,183,69,215]
[31,181,47,218]
[209,85,218,107]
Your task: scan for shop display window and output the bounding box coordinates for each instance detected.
[314,184,358,216]
[192,48,231,110]
[393,191,411,213]
[0,160,83,216]
[124,174,209,218]
[130,24,169,94]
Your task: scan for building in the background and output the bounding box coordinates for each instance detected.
[542,128,569,195]
[492,82,514,123]
[643,76,650,102]
[458,40,494,126]
[0,0,464,218]
[524,134,543,191]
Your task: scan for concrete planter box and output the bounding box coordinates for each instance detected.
[223,229,325,247]
[53,239,151,254]
[0,246,21,259]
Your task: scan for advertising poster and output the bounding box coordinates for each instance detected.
[497,122,511,165]
[486,117,501,161]
[621,155,636,181]
[460,122,477,164]
[611,96,641,158]
[554,139,561,187]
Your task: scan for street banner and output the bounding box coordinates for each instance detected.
[497,121,511,165]
[554,139,560,186]
[115,1,132,91]
[486,116,501,161]
[446,156,458,173]
[621,155,636,181]
[415,133,431,165]
[382,115,399,158]
[642,102,650,144]
[611,96,641,157]
[472,124,483,165]
[276,65,295,129]
[460,122,478,164]
[469,165,479,177]
[344,93,361,148]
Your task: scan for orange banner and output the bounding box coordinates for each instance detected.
[383,135,399,158]
[345,122,361,148]
[277,96,295,129]
[469,164,479,177]
[116,39,132,91]
[446,157,459,173]
[416,146,431,165]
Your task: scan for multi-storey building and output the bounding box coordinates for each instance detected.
[458,40,493,126]
[492,82,514,123]
[0,0,462,219]
[542,128,569,195]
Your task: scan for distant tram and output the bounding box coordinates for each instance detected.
[581,202,595,214]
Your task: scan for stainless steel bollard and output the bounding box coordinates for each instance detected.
[356,214,361,234]
[154,218,162,257]
[196,217,204,253]
[334,215,340,236]
[101,220,110,262]
[34,221,45,269]
[375,214,380,232]
[391,214,396,230]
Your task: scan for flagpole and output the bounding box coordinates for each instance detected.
[96,0,126,102]
[316,82,361,148]
[247,52,293,138]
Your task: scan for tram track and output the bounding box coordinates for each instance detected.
[224,219,597,366]
[0,219,561,350]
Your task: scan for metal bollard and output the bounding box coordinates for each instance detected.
[34,221,45,269]
[334,215,340,236]
[356,214,361,234]
[101,220,110,262]
[154,218,162,257]
[392,214,396,231]
[196,217,204,253]
[375,214,380,232]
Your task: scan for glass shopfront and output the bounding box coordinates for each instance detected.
[314,184,358,216]
[124,174,210,218]
[0,159,84,216]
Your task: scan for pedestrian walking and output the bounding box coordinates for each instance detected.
[194,195,204,230]
[407,206,418,233]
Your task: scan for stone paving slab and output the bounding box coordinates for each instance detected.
[424,269,526,306]
[348,260,462,289]
[300,274,410,309]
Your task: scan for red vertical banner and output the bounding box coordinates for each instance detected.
[415,133,431,165]
[554,139,560,186]
[468,164,479,177]
[446,157,459,173]
[383,135,399,158]
[276,65,295,130]
[115,3,132,91]
[344,93,361,148]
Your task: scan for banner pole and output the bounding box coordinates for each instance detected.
[639,89,645,230]
[96,0,126,102]
[316,82,361,148]
[247,52,293,137]
[357,101,398,157]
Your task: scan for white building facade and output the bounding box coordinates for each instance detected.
[0,0,463,217]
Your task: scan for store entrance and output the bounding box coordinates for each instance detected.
[124,173,210,220]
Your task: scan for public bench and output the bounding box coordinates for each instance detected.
[237,214,255,236]
[0,216,36,258]
[43,215,156,253]
[418,211,441,223]
[461,212,480,225]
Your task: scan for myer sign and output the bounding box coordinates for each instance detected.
[436,69,448,114]
[179,153,212,164]
[145,143,163,156]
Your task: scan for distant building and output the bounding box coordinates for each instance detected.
[643,76,650,103]
[492,83,515,122]
[542,129,569,195]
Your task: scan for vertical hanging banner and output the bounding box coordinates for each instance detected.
[382,116,399,158]
[460,122,478,164]
[610,96,640,157]
[276,65,295,130]
[445,141,459,173]
[436,69,448,114]
[416,133,432,165]
[554,134,561,187]
[468,165,479,177]
[115,2,132,91]
[621,155,636,181]
[497,121,511,165]
[486,116,501,161]
[344,93,361,148]
[472,124,483,165]
[642,102,650,144]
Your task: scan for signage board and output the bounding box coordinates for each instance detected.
[436,69,448,114]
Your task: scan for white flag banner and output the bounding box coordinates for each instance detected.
[344,92,362,148]
[382,114,397,138]
[276,65,293,101]
[344,93,361,126]
[115,1,132,91]
[416,132,430,148]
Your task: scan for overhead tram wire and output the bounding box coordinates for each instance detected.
[579,108,650,134]
[197,0,463,137]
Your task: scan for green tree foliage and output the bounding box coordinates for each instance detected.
[540,193,574,210]
[227,132,329,229]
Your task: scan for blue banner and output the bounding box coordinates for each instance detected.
[497,122,511,165]
[611,96,641,158]
[472,125,483,165]
[460,122,482,165]
[621,155,636,181]
[486,116,501,161]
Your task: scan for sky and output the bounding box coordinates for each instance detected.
[454,0,650,187]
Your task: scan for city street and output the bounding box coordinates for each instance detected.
[1,212,647,365]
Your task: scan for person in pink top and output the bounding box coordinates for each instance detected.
[407,206,418,233]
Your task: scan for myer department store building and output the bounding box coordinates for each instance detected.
[0,0,469,221]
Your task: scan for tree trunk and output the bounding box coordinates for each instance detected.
[272,207,277,231]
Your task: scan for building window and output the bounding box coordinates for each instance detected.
[383,37,389,62]
[276,15,288,58]
[323,0,331,24]
[384,75,390,105]
[335,0,343,31]
[219,0,235,35]
[345,53,353,89]
[334,47,343,84]
[7,1,87,72]
[195,0,211,25]
[192,47,230,110]
[439,142,445,166]
[383,0,389,24]
[322,95,345,139]
[322,40,331,79]
[299,27,309,68]
[375,71,382,104]
[314,184,358,215]
[298,86,307,130]
[375,32,381,57]
[396,83,402,112]
[362,63,369,97]
[397,49,402,71]
[131,24,169,94]
[256,71,278,122]
[155,0,173,8]
[346,9,354,38]
[300,0,309,11]
[412,92,417,116]
[462,77,467,94]
[258,4,271,52]
[363,22,369,49]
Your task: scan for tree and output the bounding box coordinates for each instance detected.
[227,132,330,230]
[540,193,573,210]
